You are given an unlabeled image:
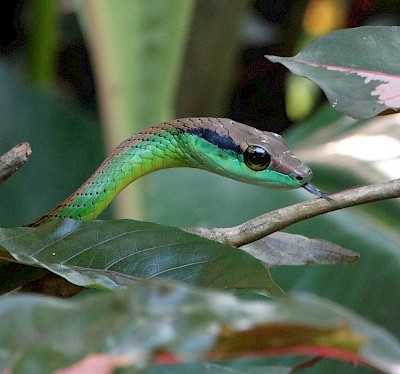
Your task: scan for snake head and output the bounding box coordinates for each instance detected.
[188,118,316,191]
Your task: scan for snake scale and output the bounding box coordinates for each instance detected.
[27,117,326,227]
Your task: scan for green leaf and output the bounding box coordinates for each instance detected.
[0,219,282,296]
[28,0,58,88]
[176,0,250,116]
[0,282,398,373]
[266,26,400,119]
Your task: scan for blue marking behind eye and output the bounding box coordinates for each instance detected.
[190,128,240,153]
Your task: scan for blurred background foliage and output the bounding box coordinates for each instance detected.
[0,1,399,371]
[1,0,399,223]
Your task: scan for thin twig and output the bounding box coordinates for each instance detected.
[188,179,400,247]
[0,142,32,183]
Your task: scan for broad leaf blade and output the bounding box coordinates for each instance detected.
[241,232,359,267]
[0,282,399,373]
[0,219,282,296]
[266,26,400,119]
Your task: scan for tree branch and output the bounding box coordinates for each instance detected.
[0,142,32,183]
[188,179,400,247]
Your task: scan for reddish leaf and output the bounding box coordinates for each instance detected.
[266,26,400,119]
[54,354,133,374]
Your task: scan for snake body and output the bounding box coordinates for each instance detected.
[28,118,324,227]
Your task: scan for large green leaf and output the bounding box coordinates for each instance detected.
[266,26,400,119]
[0,219,281,295]
[0,281,399,373]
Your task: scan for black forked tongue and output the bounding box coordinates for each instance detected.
[302,183,332,200]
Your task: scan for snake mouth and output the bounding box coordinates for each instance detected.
[302,183,331,200]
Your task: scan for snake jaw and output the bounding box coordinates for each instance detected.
[302,183,332,200]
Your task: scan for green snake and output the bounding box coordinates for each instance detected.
[28,118,326,227]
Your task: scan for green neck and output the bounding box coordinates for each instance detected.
[30,128,190,226]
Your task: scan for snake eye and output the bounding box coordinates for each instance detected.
[243,146,271,171]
